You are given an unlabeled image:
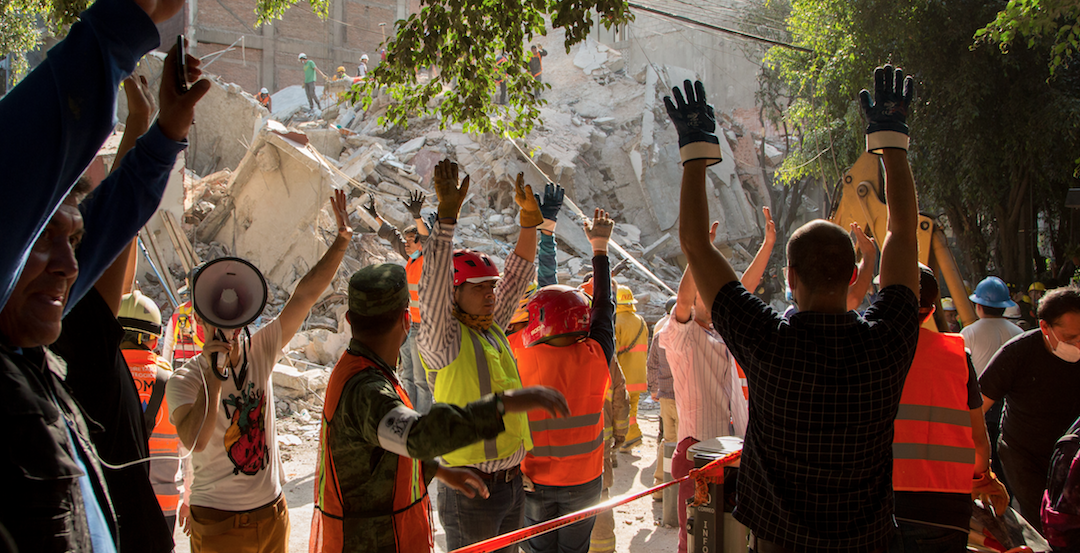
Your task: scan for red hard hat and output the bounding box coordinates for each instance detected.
[522,285,591,347]
[452,249,501,287]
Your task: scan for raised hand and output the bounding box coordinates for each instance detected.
[535,182,565,233]
[858,65,915,152]
[851,222,877,262]
[362,193,380,220]
[331,189,353,238]
[158,41,211,142]
[434,159,470,220]
[763,206,776,246]
[584,208,614,253]
[123,74,155,132]
[403,190,425,220]
[663,79,722,166]
[514,173,543,228]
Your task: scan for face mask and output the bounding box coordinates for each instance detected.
[1047,326,1080,363]
[410,250,421,260]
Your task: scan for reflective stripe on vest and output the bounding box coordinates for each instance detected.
[312,353,432,552]
[406,256,423,324]
[122,349,183,516]
[515,338,608,487]
[735,362,749,400]
[893,328,976,494]
[428,323,531,466]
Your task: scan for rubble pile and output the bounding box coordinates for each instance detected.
[119,30,788,410]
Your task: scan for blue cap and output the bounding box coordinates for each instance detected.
[969,276,1017,309]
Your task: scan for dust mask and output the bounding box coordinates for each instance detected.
[1047,326,1080,363]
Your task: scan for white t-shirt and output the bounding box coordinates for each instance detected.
[658,313,748,442]
[166,319,283,511]
[961,317,1024,376]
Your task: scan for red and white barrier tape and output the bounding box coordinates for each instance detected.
[449,449,741,553]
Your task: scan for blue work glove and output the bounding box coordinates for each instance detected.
[858,64,915,153]
[663,79,722,166]
[535,182,564,233]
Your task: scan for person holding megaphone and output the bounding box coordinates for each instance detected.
[165,189,355,553]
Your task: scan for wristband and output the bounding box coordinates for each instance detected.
[539,219,557,233]
[866,131,909,153]
[679,140,722,167]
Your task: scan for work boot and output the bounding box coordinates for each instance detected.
[619,431,642,453]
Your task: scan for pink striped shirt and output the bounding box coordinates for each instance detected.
[658,314,748,442]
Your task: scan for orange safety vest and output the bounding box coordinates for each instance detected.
[311,353,432,553]
[122,349,182,517]
[514,336,609,487]
[734,361,749,400]
[893,328,976,494]
[406,255,423,324]
[169,301,205,364]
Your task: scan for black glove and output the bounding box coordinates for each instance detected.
[858,64,914,153]
[535,182,564,233]
[362,193,379,220]
[403,190,424,219]
[663,79,722,166]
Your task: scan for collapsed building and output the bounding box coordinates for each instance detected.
[111,32,787,414]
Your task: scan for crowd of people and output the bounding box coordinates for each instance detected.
[3,2,1080,553]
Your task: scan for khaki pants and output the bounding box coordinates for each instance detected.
[189,495,290,553]
[653,397,679,483]
[590,439,615,553]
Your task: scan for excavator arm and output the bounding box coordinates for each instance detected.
[829,152,978,329]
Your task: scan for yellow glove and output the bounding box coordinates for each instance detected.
[973,470,1010,516]
[514,173,543,228]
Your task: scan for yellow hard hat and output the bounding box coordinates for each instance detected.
[1029,282,1046,292]
[940,297,956,311]
[616,285,637,305]
[118,290,162,337]
[337,66,346,73]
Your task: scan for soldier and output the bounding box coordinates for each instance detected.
[310,263,568,552]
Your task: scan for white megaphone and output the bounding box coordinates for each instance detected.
[190,257,268,381]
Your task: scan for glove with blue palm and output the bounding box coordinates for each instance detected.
[535,182,564,233]
[858,65,915,153]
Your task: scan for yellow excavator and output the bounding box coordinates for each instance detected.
[829,152,977,330]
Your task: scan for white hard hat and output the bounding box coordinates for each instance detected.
[260,87,269,94]
[361,54,369,61]
[298,53,307,60]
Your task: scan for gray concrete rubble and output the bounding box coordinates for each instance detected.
[111,31,788,409]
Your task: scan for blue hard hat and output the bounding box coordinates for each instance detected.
[969,276,1017,309]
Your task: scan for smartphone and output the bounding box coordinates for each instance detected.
[176,35,189,93]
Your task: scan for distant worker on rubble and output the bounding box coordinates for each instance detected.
[514,209,614,553]
[673,65,922,552]
[357,54,369,79]
[614,283,648,452]
[962,276,1022,376]
[363,191,432,413]
[299,53,322,111]
[162,271,205,369]
[419,159,559,552]
[309,263,568,553]
[890,265,1007,551]
[255,87,272,111]
[528,44,547,99]
[334,66,349,81]
[167,191,353,552]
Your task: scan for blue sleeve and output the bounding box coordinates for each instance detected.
[537,231,558,287]
[67,124,185,314]
[588,254,615,362]
[0,0,160,312]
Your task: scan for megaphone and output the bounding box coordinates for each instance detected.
[191,257,268,381]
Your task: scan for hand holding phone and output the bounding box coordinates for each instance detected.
[176,35,189,93]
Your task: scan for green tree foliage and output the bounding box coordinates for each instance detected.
[974,0,1080,77]
[1,0,90,81]
[765,0,1080,284]
[347,0,633,138]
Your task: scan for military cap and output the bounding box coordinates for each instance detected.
[348,263,410,316]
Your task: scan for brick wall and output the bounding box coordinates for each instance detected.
[194,0,400,95]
